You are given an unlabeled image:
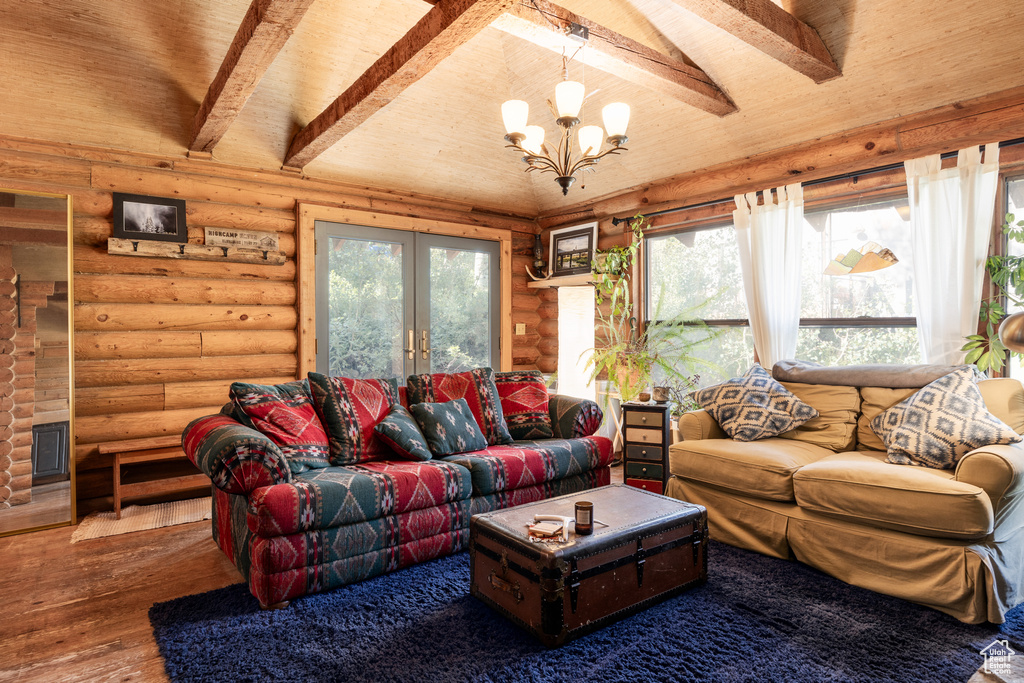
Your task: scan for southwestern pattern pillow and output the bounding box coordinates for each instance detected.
[374,405,432,461]
[871,366,1022,469]
[406,367,513,446]
[409,399,488,456]
[307,372,399,465]
[230,380,330,471]
[691,365,819,442]
[494,370,553,440]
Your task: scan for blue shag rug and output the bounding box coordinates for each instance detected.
[149,542,1020,682]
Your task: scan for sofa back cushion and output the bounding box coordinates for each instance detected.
[406,367,513,446]
[858,386,918,451]
[230,379,330,471]
[977,378,1024,433]
[307,372,399,465]
[778,382,860,452]
[493,370,553,440]
[858,377,1024,452]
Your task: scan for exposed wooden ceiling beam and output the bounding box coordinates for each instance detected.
[667,0,840,83]
[190,0,317,154]
[492,0,736,117]
[284,0,516,169]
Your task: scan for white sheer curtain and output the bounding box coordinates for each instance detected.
[905,144,1000,364]
[733,183,805,369]
[556,286,596,401]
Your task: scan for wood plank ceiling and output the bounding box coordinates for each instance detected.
[2,0,1023,216]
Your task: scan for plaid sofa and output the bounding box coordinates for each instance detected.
[182,371,612,608]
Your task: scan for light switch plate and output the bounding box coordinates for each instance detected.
[515,323,526,335]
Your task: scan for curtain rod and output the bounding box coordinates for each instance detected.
[610,137,1024,226]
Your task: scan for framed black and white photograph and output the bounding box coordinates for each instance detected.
[549,222,598,277]
[112,192,187,243]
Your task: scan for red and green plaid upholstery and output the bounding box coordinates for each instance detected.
[247,459,472,537]
[307,372,399,465]
[406,367,513,446]
[409,399,488,456]
[248,528,469,607]
[230,379,329,472]
[374,405,433,461]
[549,394,604,438]
[440,435,613,496]
[183,414,291,495]
[469,468,612,516]
[249,501,469,576]
[494,370,554,440]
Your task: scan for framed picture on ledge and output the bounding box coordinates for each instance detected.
[549,222,598,277]
[112,192,188,243]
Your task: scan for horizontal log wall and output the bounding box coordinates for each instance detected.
[0,135,539,515]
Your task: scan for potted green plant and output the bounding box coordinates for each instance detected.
[962,212,1024,372]
[584,215,718,403]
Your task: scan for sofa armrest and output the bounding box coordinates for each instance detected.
[182,414,292,495]
[548,394,604,438]
[954,442,1024,506]
[676,409,726,441]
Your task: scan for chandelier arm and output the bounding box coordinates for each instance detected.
[567,147,624,176]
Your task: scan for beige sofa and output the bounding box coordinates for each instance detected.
[666,361,1024,624]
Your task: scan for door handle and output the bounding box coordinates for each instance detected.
[404,330,415,360]
[420,330,430,360]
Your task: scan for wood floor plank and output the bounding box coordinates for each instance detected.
[0,519,238,682]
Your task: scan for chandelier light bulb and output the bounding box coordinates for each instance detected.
[554,80,585,119]
[602,102,630,139]
[578,125,604,156]
[501,100,529,136]
[523,125,546,155]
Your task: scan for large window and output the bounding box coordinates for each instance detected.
[645,193,921,387]
[797,196,919,365]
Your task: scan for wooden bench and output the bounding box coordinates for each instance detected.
[98,436,208,519]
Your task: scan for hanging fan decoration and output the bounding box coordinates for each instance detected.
[823,241,899,276]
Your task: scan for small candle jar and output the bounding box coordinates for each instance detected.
[574,501,593,536]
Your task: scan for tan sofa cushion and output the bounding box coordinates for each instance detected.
[669,437,833,502]
[977,378,1024,434]
[858,386,917,451]
[778,382,860,452]
[793,451,994,539]
[858,379,1024,452]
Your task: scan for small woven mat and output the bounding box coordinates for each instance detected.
[71,497,211,543]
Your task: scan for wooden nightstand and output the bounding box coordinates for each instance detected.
[621,402,671,495]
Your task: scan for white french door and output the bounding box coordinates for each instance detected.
[314,221,500,379]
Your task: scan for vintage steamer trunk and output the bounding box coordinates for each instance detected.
[470,484,707,647]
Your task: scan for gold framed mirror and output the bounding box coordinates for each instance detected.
[0,188,75,536]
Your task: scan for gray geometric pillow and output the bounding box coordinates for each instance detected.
[871,366,1022,469]
[691,365,819,442]
[408,398,488,456]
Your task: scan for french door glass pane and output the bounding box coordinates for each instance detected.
[325,237,406,378]
[428,246,492,373]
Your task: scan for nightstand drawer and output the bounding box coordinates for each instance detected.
[626,478,664,495]
[624,411,665,428]
[625,444,662,461]
[626,462,663,480]
[625,427,661,444]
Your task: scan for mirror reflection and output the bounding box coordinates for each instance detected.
[0,189,74,536]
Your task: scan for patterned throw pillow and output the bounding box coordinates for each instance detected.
[493,370,553,440]
[230,380,329,472]
[307,372,399,465]
[406,367,513,446]
[871,366,1022,469]
[374,405,432,461]
[409,399,488,456]
[691,365,819,442]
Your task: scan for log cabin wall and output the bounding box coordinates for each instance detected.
[0,135,540,515]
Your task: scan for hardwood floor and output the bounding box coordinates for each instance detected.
[0,481,72,535]
[0,518,238,682]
